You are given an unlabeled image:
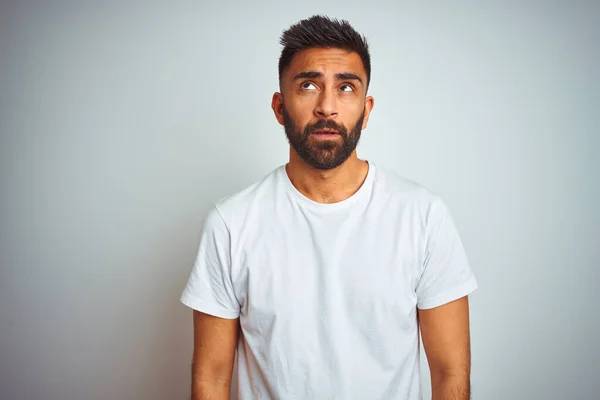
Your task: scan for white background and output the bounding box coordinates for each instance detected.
[1,1,598,399]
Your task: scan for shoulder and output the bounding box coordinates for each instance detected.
[372,163,440,205]
[212,165,284,226]
[370,162,452,227]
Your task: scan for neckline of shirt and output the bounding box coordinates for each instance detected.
[279,161,376,212]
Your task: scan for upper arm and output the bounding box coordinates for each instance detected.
[418,296,471,377]
[416,197,477,310]
[181,206,241,319]
[192,310,240,386]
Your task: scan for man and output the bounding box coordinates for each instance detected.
[181,15,477,400]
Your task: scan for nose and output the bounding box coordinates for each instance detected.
[314,89,338,119]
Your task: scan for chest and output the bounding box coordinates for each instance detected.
[231,210,426,333]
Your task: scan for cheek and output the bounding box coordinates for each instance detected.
[287,99,314,115]
[285,106,313,127]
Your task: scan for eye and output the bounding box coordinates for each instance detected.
[340,84,355,92]
[300,81,317,90]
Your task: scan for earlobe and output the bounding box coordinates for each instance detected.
[271,92,285,126]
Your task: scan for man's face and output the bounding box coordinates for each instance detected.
[273,47,374,170]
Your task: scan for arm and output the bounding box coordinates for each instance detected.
[418,296,472,400]
[191,310,240,400]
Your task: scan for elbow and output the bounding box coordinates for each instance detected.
[430,367,471,400]
[191,361,233,399]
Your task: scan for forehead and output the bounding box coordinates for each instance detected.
[285,47,365,79]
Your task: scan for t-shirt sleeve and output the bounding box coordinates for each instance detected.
[180,206,240,319]
[416,196,478,310]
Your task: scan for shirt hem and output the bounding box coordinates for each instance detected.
[180,291,240,319]
[417,277,478,310]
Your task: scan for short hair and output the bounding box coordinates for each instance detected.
[278,15,371,89]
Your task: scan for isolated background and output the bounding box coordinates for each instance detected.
[1,1,598,399]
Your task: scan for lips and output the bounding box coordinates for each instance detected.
[313,129,339,135]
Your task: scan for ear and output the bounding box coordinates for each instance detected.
[271,92,285,126]
[361,96,375,130]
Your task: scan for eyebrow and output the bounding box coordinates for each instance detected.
[293,71,363,85]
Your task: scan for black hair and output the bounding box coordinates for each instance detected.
[278,15,371,89]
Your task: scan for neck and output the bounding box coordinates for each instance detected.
[285,150,369,204]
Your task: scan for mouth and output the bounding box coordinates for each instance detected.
[313,129,340,136]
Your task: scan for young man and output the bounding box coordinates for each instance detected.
[181,15,478,400]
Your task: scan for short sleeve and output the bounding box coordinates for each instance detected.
[416,197,478,310]
[180,206,240,319]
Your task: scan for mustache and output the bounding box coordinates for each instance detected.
[305,119,347,136]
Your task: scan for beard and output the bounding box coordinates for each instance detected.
[282,106,365,170]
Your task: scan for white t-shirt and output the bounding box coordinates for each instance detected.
[181,161,477,400]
